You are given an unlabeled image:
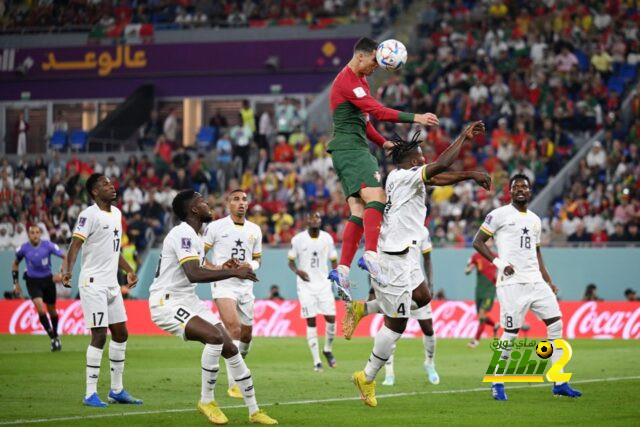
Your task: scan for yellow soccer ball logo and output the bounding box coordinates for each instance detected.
[536,340,554,359]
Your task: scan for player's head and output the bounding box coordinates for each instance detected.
[388,132,424,167]
[352,37,379,75]
[509,174,532,206]
[86,173,116,203]
[172,190,213,223]
[228,189,248,218]
[307,211,322,231]
[27,225,41,245]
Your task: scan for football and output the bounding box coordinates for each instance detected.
[536,340,554,359]
[376,39,407,71]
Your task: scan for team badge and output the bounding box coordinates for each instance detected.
[181,238,192,250]
[373,171,381,183]
[248,235,256,244]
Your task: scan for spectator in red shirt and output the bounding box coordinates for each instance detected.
[273,135,294,163]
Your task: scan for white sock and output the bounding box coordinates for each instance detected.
[492,331,518,385]
[306,326,321,365]
[109,341,126,393]
[226,353,259,415]
[201,344,222,404]
[86,345,103,398]
[364,325,401,382]
[384,345,396,377]
[324,322,336,352]
[423,334,436,366]
[239,341,251,358]
[226,340,240,388]
[547,320,565,385]
[365,300,380,315]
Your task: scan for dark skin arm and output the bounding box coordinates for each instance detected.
[423,121,485,181]
[118,254,138,288]
[331,258,338,270]
[181,259,257,283]
[536,246,558,294]
[11,259,22,297]
[423,251,433,291]
[472,230,515,276]
[61,237,83,287]
[428,171,491,190]
[288,258,310,281]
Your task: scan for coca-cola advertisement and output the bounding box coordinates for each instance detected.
[1,299,638,339]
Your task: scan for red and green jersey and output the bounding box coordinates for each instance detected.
[469,252,497,285]
[328,66,415,152]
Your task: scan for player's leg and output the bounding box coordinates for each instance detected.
[184,315,229,424]
[79,286,109,407]
[106,288,142,404]
[26,277,56,342]
[236,292,255,358]
[215,297,244,397]
[330,197,364,298]
[531,283,581,398]
[216,323,277,424]
[343,284,378,339]
[43,277,61,351]
[320,290,337,368]
[305,316,322,370]
[491,284,525,401]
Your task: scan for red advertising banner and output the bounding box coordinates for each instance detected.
[1,299,639,339]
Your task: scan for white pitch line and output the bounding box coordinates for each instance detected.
[1,375,639,425]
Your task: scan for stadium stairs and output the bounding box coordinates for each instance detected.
[87,84,155,151]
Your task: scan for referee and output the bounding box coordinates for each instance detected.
[13,226,66,351]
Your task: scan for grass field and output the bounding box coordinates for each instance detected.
[0,335,638,426]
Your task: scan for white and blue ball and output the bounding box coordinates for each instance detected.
[376,39,407,71]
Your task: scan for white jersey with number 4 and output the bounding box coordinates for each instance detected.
[479,204,543,286]
[379,166,428,253]
[72,204,122,288]
[288,230,338,293]
[204,216,262,289]
[149,222,205,298]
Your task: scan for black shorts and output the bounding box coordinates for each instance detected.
[25,274,56,304]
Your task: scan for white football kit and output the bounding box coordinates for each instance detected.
[480,204,561,329]
[204,216,262,326]
[409,226,433,321]
[375,165,429,318]
[288,230,338,318]
[72,204,127,328]
[149,222,219,339]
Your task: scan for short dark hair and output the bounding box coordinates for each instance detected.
[229,189,246,196]
[172,190,196,221]
[509,173,531,188]
[85,173,103,199]
[354,37,378,53]
[388,132,422,165]
[624,288,635,296]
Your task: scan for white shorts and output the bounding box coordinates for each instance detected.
[211,283,255,326]
[372,252,413,318]
[79,285,127,328]
[149,292,219,339]
[497,282,562,330]
[298,287,336,318]
[411,302,432,320]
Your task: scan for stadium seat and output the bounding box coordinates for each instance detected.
[196,126,215,150]
[50,131,67,151]
[617,64,637,82]
[575,50,589,72]
[70,130,88,151]
[607,77,625,95]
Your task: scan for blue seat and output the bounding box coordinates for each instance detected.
[196,126,215,150]
[50,130,67,151]
[70,130,88,151]
[607,76,625,95]
[618,64,637,82]
[575,50,589,72]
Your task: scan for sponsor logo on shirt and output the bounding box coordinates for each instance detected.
[353,87,366,98]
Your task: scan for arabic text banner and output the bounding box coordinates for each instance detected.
[2,299,638,339]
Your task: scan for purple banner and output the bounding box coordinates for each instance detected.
[0,38,357,100]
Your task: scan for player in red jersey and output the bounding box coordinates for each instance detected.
[327,37,439,295]
[465,242,500,348]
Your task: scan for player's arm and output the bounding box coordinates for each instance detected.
[422,121,485,182]
[473,229,514,277]
[464,257,475,275]
[428,171,491,190]
[250,227,263,271]
[346,86,438,126]
[11,257,22,296]
[423,250,433,291]
[61,237,83,287]
[288,257,310,282]
[181,259,257,283]
[119,254,138,289]
[536,246,558,295]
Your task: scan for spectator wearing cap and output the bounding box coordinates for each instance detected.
[625,288,638,302]
[583,283,603,301]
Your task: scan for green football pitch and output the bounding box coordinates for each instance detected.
[0,335,638,426]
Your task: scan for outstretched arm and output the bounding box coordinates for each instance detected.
[181,259,257,283]
[422,121,485,181]
[428,171,491,189]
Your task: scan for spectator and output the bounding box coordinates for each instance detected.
[230,121,252,172]
[15,112,28,156]
[273,135,294,163]
[626,222,640,242]
[53,111,68,132]
[275,98,296,140]
[172,146,191,170]
[591,45,614,80]
[609,221,628,243]
[140,110,163,148]
[154,135,173,173]
[582,283,603,301]
[174,168,192,190]
[586,140,606,170]
[240,100,256,135]
[624,288,638,302]
[268,285,283,300]
[555,47,579,74]
[122,179,144,216]
[104,156,121,180]
[257,109,273,151]
[568,221,591,244]
[163,109,179,147]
